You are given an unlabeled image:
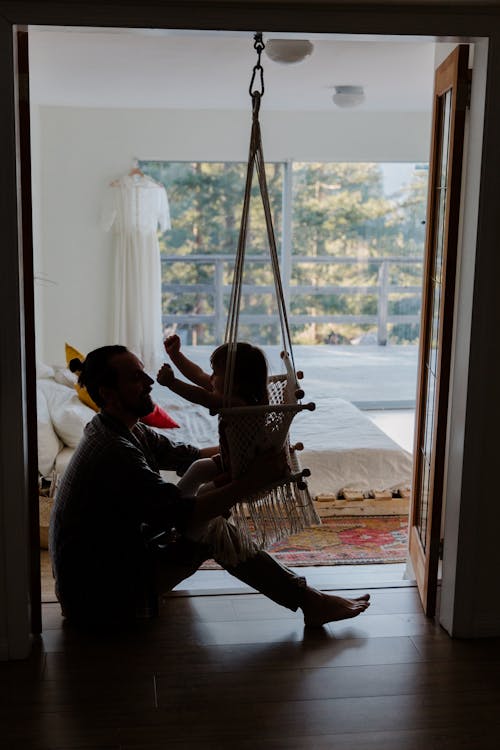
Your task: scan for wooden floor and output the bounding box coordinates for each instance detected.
[2,586,500,749]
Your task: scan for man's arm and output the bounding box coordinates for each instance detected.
[137,423,202,475]
[164,334,211,389]
[138,424,219,475]
[103,438,197,531]
[199,446,220,458]
[123,428,289,531]
[189,449,289,527]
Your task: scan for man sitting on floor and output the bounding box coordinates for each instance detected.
[50,345,370,628]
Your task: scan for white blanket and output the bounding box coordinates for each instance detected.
[37,359,413,497]
[151,383,413,497]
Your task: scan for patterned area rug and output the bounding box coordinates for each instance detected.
[201,515,409,568]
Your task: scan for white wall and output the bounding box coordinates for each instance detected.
[31,97,45,366]
[36,105,431,365]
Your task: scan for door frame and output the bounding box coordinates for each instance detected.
[0,3,495,657]
[16,28,42,635]
[408,45,469,616]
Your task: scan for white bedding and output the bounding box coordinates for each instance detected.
[37,355,413,497]
[151,383,413,497]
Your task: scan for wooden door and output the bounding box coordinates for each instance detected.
[409,45,469,617]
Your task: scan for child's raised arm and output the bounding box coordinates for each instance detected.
[157,363,223,410]
[164,334,212,389]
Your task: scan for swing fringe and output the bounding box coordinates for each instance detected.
[202,478,320,567]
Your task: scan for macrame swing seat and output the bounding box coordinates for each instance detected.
[206,35,320,565]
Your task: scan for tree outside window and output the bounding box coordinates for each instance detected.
[141,160,427,346]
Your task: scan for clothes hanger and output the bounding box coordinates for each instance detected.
[110,159,144,186]
[128,158,144,177]
[110,159,165,188]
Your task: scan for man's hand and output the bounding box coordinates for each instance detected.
[211,453,223,471]
[189,448,291,528]
[164,335,181,360]
[157,363,176,387]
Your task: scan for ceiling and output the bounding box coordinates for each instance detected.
[28,27,438,112]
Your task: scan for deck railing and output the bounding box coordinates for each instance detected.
[161,253,422,345]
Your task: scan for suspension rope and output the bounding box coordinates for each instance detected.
[224,32,296,404]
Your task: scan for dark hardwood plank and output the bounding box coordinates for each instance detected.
[113,691,500,744]
[2,588,500,750]
[155,658,500,704]
[120,729,500,750]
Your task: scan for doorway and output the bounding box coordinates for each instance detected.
[1,7,488,652]
[29,29,454,606]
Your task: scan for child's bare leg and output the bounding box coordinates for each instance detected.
[176,457,220,497]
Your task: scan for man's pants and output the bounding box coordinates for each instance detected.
[153,518,307,613]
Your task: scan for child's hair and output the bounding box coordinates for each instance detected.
[69,345,128,408]
[210,342,268,405]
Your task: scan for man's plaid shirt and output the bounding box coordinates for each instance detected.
[50,412,200,620]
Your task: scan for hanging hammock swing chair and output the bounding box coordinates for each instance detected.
[207,33,320,564]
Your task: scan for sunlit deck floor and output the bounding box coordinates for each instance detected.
[173,344,418,593]
[182,343,419,409]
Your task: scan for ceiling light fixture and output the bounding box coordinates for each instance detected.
[332,85,366,108]
[264,39,314,65]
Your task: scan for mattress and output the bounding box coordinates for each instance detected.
[40,345,414,497]
[151,383,413,497]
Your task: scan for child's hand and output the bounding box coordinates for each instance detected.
[157,363,175,387]
[164,334,181,359]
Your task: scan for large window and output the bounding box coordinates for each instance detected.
[141,160,427,346]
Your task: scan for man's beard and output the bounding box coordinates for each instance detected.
[138,392,155,417]
[126,392,155,418]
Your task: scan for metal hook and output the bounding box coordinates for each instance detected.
[249,32,265,98]
[253,31,264,54]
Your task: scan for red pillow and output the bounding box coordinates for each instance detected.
[141,404,179,429]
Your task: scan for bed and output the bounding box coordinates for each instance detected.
[36,349,413,499]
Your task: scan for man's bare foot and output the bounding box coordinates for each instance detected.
[301,589,370,627]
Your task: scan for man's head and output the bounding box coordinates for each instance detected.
[74,346,155,423]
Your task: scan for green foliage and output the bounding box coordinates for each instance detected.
[141,159,427,346]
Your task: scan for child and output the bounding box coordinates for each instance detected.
[158,334,268,412]
[157,336,271,561]
[157,335,269,485]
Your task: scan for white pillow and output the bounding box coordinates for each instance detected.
[36,361,55,379]
[53,366,78,388]
[36,384,63,476]
[55,446,75,476]
[38,378,95,448]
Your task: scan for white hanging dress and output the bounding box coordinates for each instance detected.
[102,174,170,374]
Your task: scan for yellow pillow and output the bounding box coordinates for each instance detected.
[65,342,99,412]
